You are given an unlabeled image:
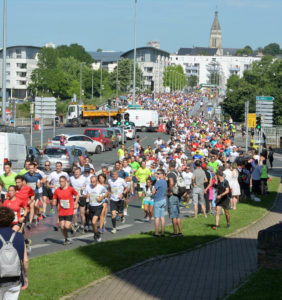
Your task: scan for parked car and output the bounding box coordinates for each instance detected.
[124,124,136,140]
[0,132,27,173]
[83,128,113,151]
[27,146,41,163]
[38,146,87,172]
[51,134,104,154]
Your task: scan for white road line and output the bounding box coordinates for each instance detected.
[32,244,51,249]
[134,220,145,224]
[117,224,133,230]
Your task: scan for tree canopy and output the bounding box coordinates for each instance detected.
[163,65,186,90]
[223,56,282,125]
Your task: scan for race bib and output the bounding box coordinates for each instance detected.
[60,199,70,209]
[89,193,98,204]
[20,208,25,216]
[13,212,18,223]
[28,182,37,190]
[112,187,119,195]
[140,182,146,189]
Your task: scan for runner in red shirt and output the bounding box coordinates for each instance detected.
[15,175,35,229]
[53,176,79,245]
[3,185,27,232]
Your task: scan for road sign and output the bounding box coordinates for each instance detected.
[248,113,256,128]
[256,96,274,101]
[35,97,56,118]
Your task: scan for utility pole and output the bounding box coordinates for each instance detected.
[116,60,119,97]
[100,61,103,102]
[133,0,137,103]
[1,0,7,122]
[91,69,94,99]
[245,101,249,153]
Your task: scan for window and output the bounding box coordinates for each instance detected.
[103,130,113,138]
[44,148,67,156]
[17,72,27,77]
[52,136,61,141]
[73,149,82,156]
[16,63,27,69]
[6,71,10,76]
[68,136,80,141]
[83,136,92,142]
[16,49,22,58]
[85,130,100,138]
[6,63,10,68]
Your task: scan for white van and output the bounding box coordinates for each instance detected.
[0,132,27,173]
[125,110,159,132]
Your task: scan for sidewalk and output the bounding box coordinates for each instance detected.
[67,186,282,300]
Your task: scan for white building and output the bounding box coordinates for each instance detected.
[170,54,261,91]
[0,45,41,99]
[121,46,170,93]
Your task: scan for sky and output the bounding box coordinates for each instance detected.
[1,0,282,53]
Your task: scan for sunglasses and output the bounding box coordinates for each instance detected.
[45,164,50,167]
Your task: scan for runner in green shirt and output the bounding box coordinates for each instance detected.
[0,161,17,200]
[18,159,31,176]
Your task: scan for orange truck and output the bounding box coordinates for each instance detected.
[66,104,125,127]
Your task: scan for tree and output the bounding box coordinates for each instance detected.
[56,44,93,64]
[263,43,281,56]
[223,56,282,125]
[163,65,186,90]
[235,45,253,56]
[109,59,144,93]
[187,75,198,88]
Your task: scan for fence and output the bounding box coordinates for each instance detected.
[263,127,282,148]
[15,118,54,127]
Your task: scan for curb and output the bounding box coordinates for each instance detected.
[61,182,282,300]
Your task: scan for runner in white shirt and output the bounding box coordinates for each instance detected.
[182,166,193,206]
[83,176,106,242]
[108,170,128,234]
[70,167,87,233]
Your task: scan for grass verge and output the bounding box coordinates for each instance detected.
[20,178,280,300]
[227,267,282,300]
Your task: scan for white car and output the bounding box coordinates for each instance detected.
[51,135,104,154]
[124,125,136,140]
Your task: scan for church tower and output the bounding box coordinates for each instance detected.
[209,11,223,55]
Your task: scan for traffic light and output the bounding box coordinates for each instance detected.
[124,113,129,126]
[256,115,261,130]
[117,121,121,126]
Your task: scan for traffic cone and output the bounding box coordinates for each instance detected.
[47,138,51,145]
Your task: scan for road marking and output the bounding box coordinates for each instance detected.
[134,220,146,224]
[32,243,51,249]
[117,224,133,230]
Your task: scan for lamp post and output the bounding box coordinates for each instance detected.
[91,69,94,99]
[100,61,103,101]
[1,0,7,122]
[133,0,137,103]
[79,62,85,104]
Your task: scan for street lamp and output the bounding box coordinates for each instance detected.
[1,0,7,123]
[133,0,137,104]
[79,62,86,104]
[91,69,94,99]
[100,60,103,101]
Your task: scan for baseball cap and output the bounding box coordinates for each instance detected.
[201,163,207,169]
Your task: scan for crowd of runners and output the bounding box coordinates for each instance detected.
[0,92,274,249]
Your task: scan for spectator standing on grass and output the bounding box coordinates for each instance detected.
[192,161,207,218]
[0,206,29,299]
[152,169,167,237]
[268,146,274,170]
[167,161,183,237]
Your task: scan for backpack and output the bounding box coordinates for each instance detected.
[0,232,21,278]
[171,171,186,196]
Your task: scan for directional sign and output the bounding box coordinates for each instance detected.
[248,113,256,128]
[35,97,56,118]
[256,96,274,101]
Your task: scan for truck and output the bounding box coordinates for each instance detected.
[125,109,159,132]
[66,104,126,127]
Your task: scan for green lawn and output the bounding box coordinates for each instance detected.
[227,268,282,300]
[20,178,280,300]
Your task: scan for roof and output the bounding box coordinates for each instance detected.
[211,11,221,31]
[121,46,170,58]
[222,48,240,56]
[178,47,218,56]
[88,51,123,62]
[0,45,41,51]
